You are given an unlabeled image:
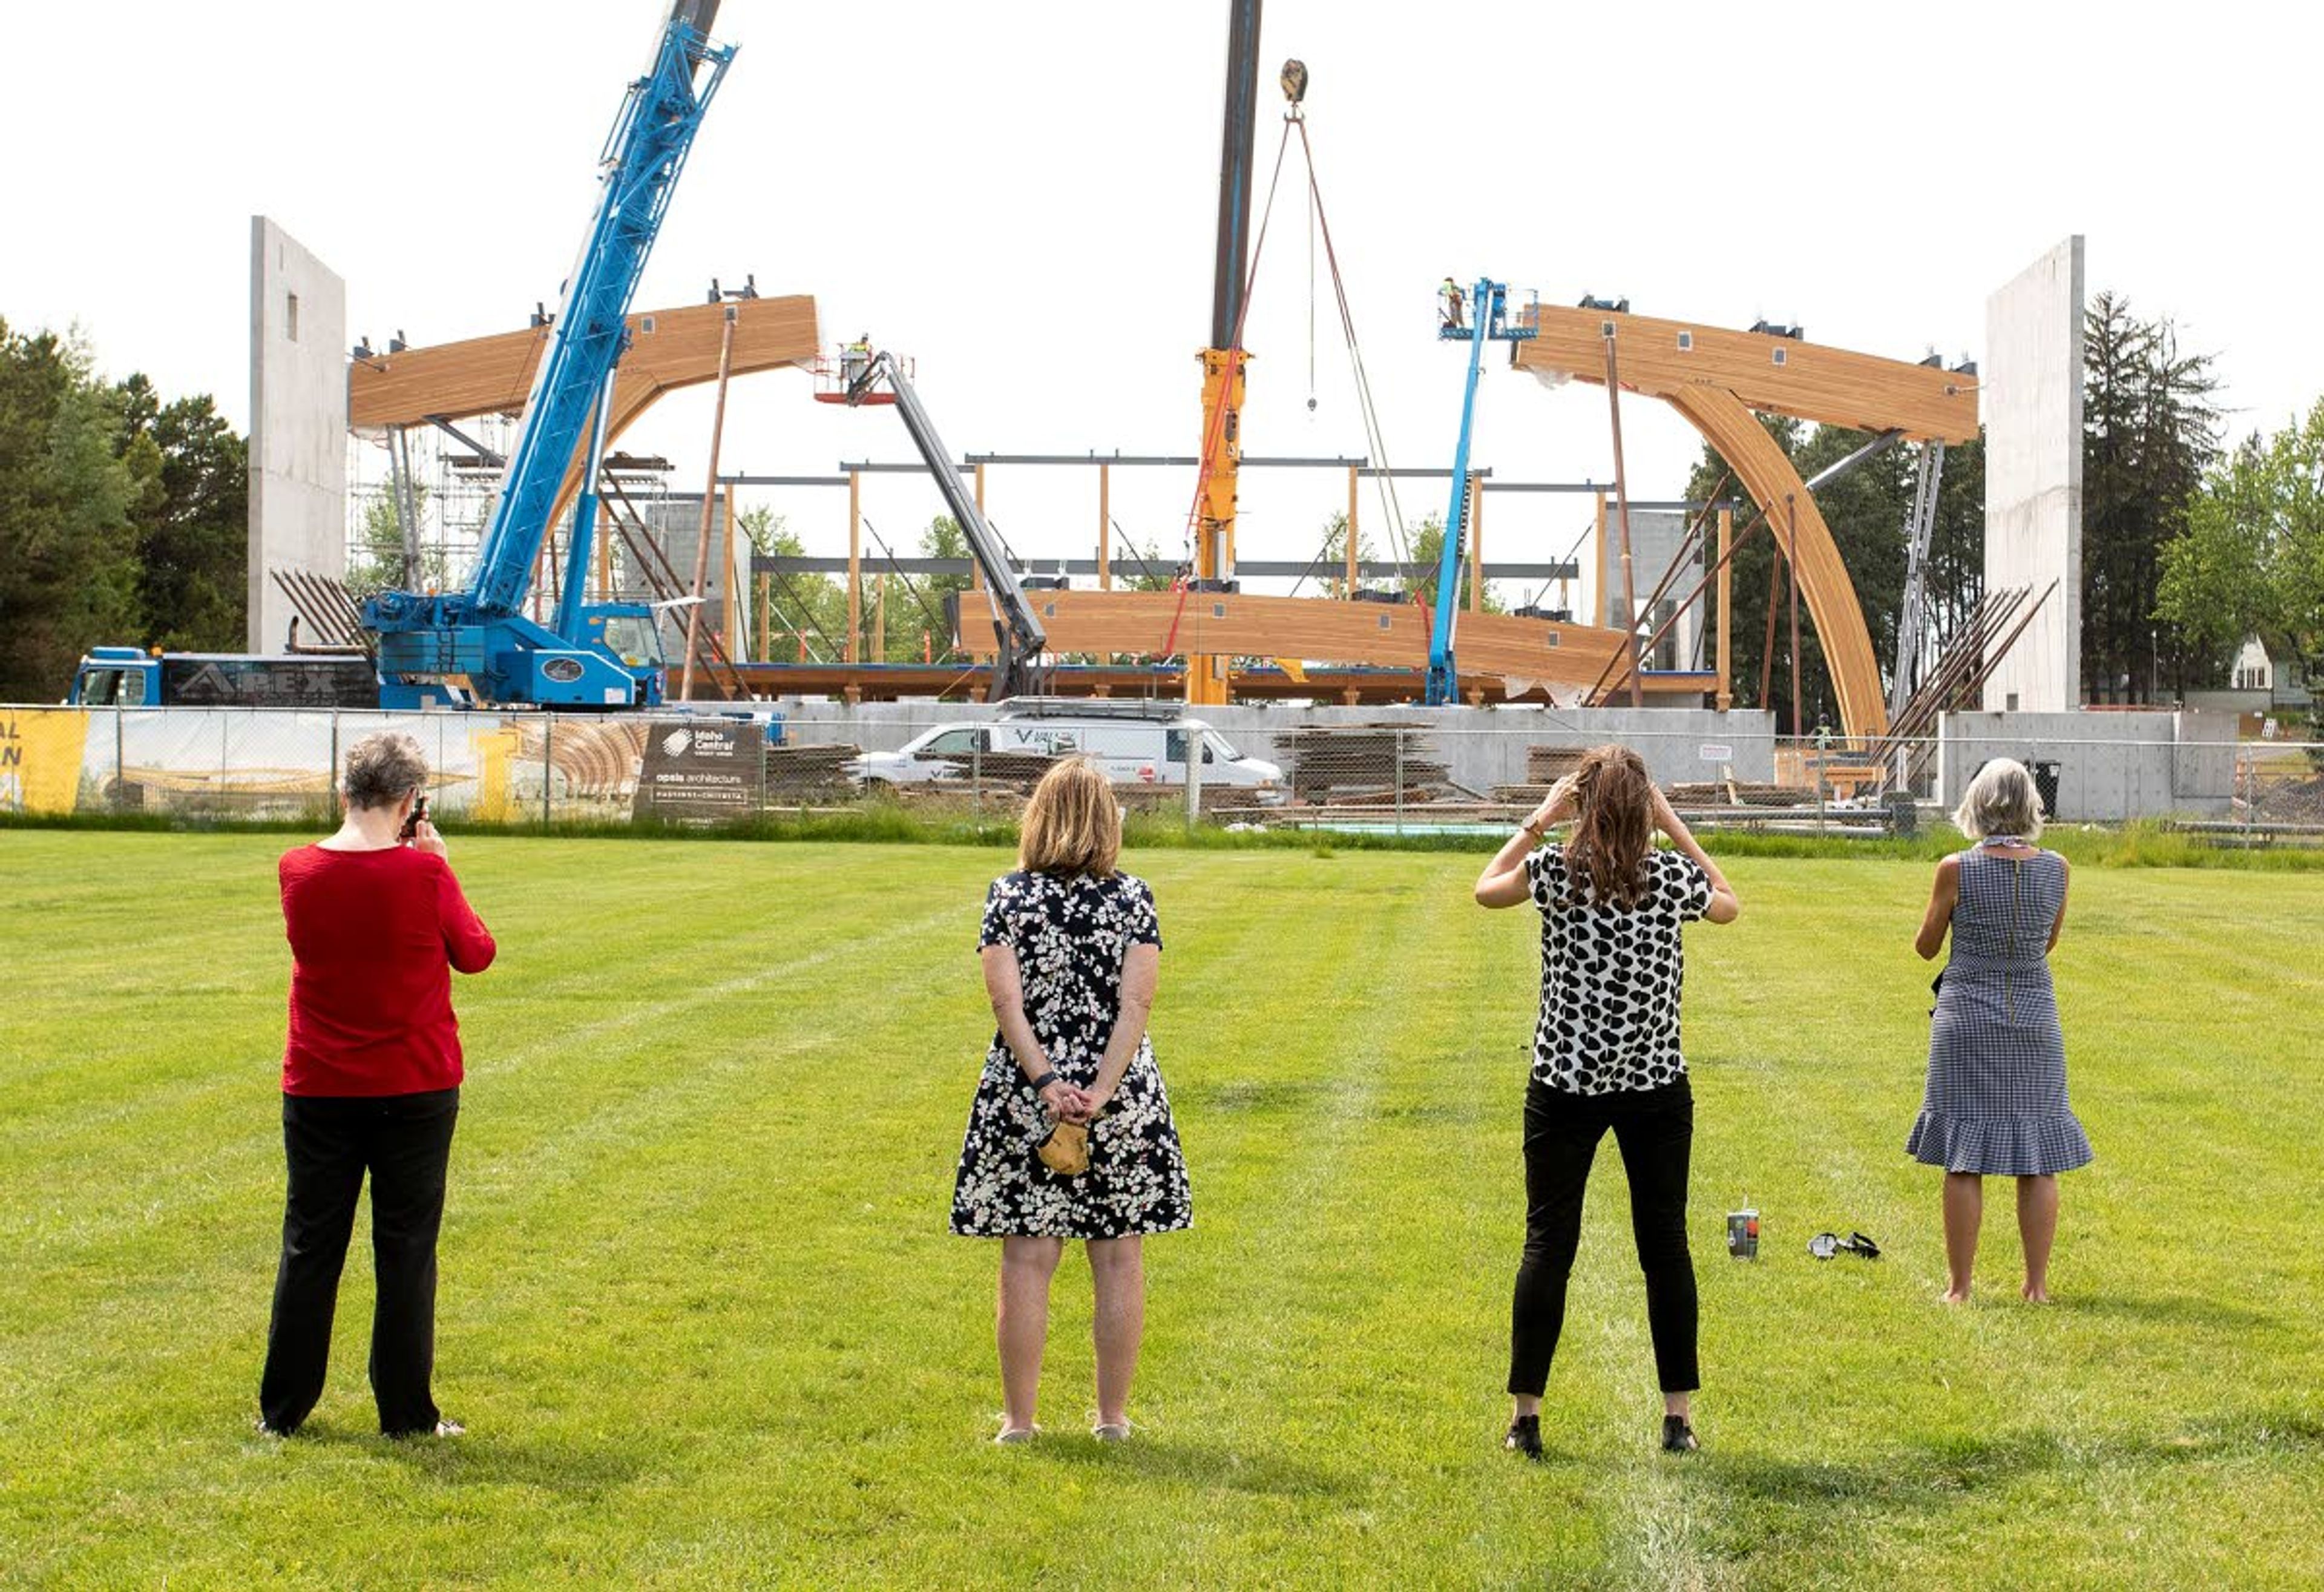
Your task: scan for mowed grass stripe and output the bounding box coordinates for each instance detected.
[4,838,2322,1587]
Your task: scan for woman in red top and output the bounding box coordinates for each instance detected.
[259,731,496,1438]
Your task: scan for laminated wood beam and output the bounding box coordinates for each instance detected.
[347,295,821,530]
[1515,305,1977,444]
[960,590,1638,694]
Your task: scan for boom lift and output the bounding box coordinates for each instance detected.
[362,0,736,709]
[1426,277,1534,706]
[832,351,1049,700]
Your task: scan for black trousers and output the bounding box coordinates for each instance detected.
[1508,1076,1699,1397]
[259,1088,459,1435]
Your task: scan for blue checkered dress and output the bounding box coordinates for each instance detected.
[1906,849,2093,1176]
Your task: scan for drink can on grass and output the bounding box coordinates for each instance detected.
[1727,1208,1759,1260]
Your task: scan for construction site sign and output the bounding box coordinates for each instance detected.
[632,719,764,824]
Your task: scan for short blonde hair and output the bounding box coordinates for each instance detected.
[344,731,427,812]
[1019,757,1121,877]
[1954,758,2044,841]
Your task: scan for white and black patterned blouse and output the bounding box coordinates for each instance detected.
[1522,843,1714,1095]
[951,870,1192,1240]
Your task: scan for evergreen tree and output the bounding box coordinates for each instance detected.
[0,320,142,700]
[112,374,248,651]
[2081,292,2222,701]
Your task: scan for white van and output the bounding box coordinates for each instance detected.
[849,703,1283,799]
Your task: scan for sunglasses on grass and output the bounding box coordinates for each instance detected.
[1807,1231,1882,1260]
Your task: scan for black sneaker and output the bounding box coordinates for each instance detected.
[1503,1413,1544,1461]
[1661,1415,1699,1453]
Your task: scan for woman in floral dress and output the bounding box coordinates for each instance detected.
[952,758,1190,1444]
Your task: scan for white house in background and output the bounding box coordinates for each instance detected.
[2230,635,2275,691]
[2190,633,2311,723]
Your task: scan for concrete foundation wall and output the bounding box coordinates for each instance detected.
[772,699,1778,790]
[248,218,347,653]
[1936,710,2234,821]
[1981,237,2084,713]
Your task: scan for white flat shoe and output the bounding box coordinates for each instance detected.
[1092,1422,1132,1443]
[994,1426,1038,1446]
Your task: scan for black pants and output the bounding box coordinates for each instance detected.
[1508,1076,1699,1396]
[259,1088,459,1435]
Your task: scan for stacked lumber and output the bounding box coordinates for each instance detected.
[929,750,1060,791]
[1666,780,1799,808]
[1275,725,1452,804]
[763,743,860,799]
[1525,746,1588,783]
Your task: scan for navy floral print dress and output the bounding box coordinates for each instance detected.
[950,870,1192,1240]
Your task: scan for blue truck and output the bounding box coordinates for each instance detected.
[68,648,380,709]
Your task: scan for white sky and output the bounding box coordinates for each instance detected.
[5,0,2319,605]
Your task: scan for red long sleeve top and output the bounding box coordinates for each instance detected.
[278,844,497,1097]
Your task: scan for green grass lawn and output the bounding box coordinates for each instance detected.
[3,834,2319,1589]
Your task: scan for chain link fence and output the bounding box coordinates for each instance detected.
[3,702,2316,844]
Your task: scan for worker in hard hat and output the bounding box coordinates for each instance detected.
[1440,277,1466,331]
[842,334,872,387]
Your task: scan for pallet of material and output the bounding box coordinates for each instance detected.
[927,751,1061,789]
[1275,724,1452,802]
[1525,746,1589,784]
[1667,780,1804,808]
[763,743,861,797]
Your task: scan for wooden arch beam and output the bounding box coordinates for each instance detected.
[1516,308,1981,740]
[347,294,822,525]
[1662,385,1889,738]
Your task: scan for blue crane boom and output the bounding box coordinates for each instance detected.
[364,0,736,709]
[1426,277,1534,706]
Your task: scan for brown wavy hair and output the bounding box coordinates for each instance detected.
[1563,745,1656,909]
[1019,757,1122,877]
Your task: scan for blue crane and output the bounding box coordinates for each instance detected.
[1425,277,1534,706]
[363,0,737,709]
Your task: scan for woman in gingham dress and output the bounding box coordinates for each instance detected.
[1910,759,2092,1303]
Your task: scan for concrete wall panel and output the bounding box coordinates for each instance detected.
[1981,238,2084,713]
[248,218,347,652]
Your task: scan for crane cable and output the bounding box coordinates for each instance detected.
[1294,114,1412,576]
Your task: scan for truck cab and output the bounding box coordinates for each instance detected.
[68,646,159,706]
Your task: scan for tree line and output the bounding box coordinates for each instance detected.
[0,321,248,701]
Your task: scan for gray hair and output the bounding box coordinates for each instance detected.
[343,731,428,812]
[1953,758,2044,841]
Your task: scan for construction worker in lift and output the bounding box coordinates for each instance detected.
[1440,277,1466,331]
[842,332,872,389]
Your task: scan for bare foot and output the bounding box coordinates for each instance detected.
[1940,1286,1971,1305]
[2021,1283,2050,1303]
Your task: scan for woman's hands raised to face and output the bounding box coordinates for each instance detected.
[1527,773,1581,835]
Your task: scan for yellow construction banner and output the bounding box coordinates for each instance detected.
[0,708,92,815]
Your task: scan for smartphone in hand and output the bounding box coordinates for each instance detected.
[399,794,430,843]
